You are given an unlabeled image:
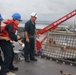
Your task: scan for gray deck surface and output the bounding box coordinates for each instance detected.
[12,42,76,75]
[13,57,76,75]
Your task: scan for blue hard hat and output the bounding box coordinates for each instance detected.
[0,14,3,20]
[12,13,22,21]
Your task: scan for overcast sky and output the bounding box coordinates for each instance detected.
[0,0,76,23]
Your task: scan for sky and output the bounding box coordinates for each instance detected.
[0,0,76,23]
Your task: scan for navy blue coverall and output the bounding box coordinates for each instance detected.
[0,43,3,65]
[0,23,18,75]
[24,20,36,61]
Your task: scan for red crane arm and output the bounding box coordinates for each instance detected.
[36,9,76,52]
[37,10,76,35]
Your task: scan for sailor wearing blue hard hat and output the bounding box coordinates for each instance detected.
[12,13,22,21]
[0,13,23,75]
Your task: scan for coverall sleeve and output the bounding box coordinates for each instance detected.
[24,22,29,32]
[6,24,18,41]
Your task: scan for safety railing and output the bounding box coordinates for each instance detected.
[41,31,76,66]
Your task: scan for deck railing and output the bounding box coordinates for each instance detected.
[40,31,76,66]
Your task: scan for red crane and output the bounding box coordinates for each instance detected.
[36,9,76,53]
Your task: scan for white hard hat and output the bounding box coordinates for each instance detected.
[30,12,37,18]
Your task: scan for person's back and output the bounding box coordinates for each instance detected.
[0,14,4,66]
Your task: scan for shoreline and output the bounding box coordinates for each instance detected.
[18,27,40,38]
[18,27,40,32]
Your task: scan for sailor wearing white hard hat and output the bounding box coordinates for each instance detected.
[30,12,37,18]
[24,12,37,62]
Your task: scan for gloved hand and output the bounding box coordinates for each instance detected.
[18,40,25,48]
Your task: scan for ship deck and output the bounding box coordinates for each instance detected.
[13,57,76,75]
[9,42,76,75]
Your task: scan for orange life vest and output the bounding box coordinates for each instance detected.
[1,19,18,39]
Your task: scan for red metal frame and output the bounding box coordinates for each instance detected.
[36,9,76,52]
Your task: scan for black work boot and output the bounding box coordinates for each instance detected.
[30,58,37,61]
[9,66,18,71]
[25,59,30,62]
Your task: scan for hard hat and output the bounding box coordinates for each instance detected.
[0,14,3,20]
[30,12,37,18]
[12,13,22,21]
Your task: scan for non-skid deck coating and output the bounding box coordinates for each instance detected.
[12,42,76,75]
[13,57,76,75]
